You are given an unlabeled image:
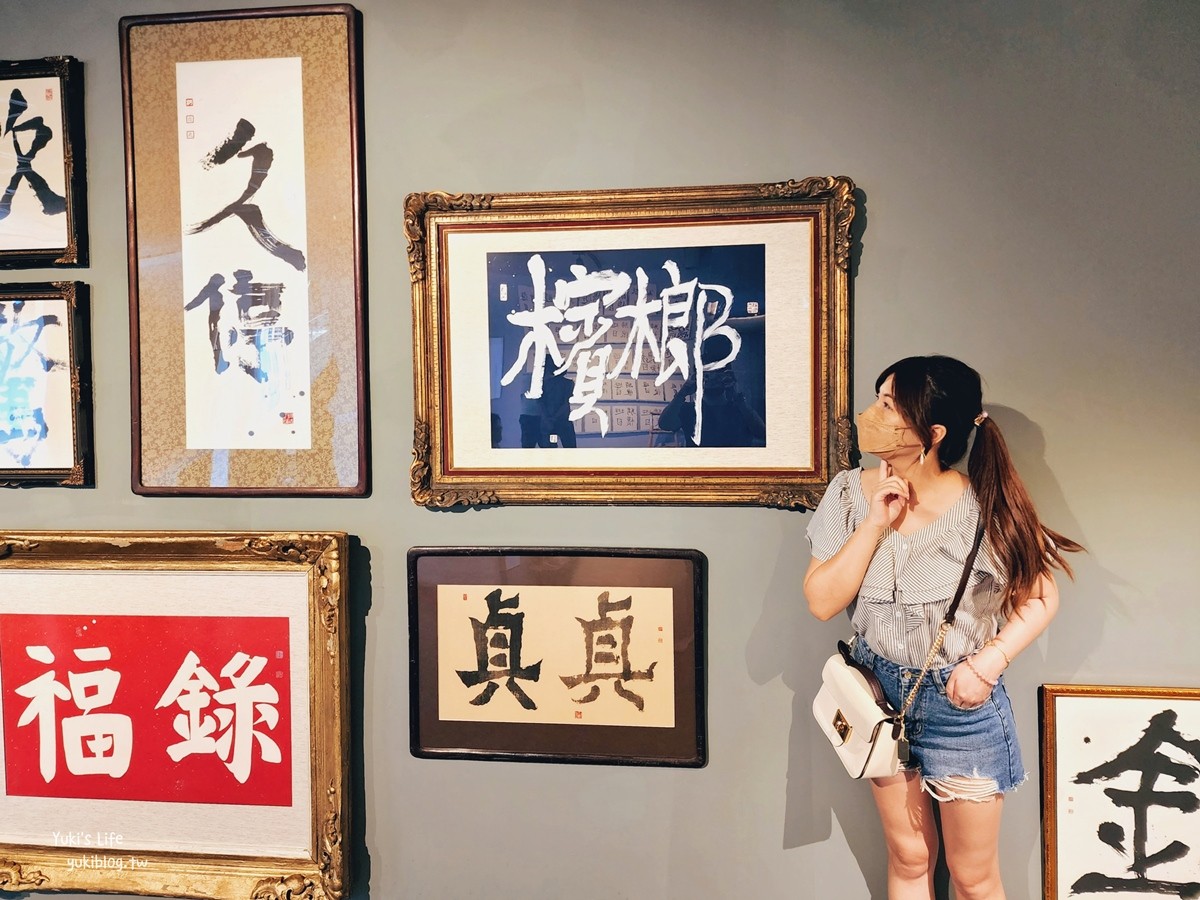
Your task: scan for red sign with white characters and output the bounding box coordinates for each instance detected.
[0,614,292,806]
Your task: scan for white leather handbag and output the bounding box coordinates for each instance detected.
[813,640,906,779]
[812,522,984,780]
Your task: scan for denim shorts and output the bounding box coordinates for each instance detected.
[849,635,1026,796]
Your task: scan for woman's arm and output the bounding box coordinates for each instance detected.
[804,463,911,621]
[944,571,1060,708]
[803,518,887,620]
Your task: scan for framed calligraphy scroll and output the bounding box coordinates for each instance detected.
[120,5,367,496]
[0,282,92,486]
[1039,683,1200,899]
[408,547,706,767]
[0,57,88,269]
[406,177,855,509]
[0,531,350,900]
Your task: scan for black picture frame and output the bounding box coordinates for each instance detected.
[409,547,707,767]
[0,57,88,268]
[0,281,92,486]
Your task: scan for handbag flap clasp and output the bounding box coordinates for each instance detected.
[832,709,852,744]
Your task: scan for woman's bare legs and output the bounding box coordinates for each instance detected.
[870,770,939,899]
[939,791,1006,900]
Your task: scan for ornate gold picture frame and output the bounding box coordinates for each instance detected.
[0,531,349,900]
[406,177,854,508]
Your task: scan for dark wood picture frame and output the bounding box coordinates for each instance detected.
[409,547,707,767]
[0,57,88,268]
[1039,682,1200,898]
[120,5,367,496]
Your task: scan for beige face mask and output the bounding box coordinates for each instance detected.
[856,406,922,454]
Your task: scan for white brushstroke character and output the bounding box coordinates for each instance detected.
[502,255,632,436]
[654,261,742,446]
[500,254,566,406]
[15,645,133,781]
[609,267,663,379]
[501,254,742,441]
[156,650,282,784]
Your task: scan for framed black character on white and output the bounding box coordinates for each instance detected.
[409,547,707,767]
[1040,683,1200,898]
[0,57,88,268]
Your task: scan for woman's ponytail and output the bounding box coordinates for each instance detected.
[968,416,1083,617]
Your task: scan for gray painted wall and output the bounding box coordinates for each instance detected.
[2,1,1197,898]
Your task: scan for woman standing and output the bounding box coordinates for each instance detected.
[804,355,1081,899]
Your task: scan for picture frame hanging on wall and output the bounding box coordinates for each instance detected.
[408,546,707,767]
[0,56,88,268]
[0,530,350,900]
[406,177,855,509]
[0,281,92,487]
[1039,682,1200,899]
[120,5,367,496]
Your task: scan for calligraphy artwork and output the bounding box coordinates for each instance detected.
[439,584,675,728]
[407,178,854,508]
[489,245,766,449]
[0,530,349,900]
[122,6,365,495]
[177,58,311,451]
[0,281,91,486]
[0,57,88,269]
[2,614,291,805]
[1040,684,1200,899]
[410,547,706,767]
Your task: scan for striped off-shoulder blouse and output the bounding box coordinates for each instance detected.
[806,467,1008,668]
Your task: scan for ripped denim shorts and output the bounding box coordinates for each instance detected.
[850,635,1026,799]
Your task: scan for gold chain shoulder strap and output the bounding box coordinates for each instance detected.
[899,622,949,718]
[894,520,985,730]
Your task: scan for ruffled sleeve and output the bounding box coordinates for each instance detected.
[806,468,860,562]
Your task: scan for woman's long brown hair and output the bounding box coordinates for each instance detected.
[881,356,1083,617]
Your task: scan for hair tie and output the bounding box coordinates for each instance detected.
[973,411,989,427]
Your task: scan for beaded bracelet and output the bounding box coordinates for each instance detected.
[984,637,1013,667]
[964,655,999,687]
